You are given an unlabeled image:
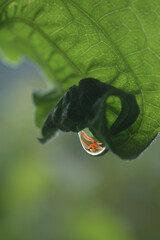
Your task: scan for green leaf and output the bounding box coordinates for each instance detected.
[0,0,160,159]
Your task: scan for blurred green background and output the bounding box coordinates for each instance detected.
[0,58,160,240]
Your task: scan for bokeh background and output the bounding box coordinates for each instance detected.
[0,57,160,240]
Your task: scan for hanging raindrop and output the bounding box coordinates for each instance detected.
[78,128,108,156]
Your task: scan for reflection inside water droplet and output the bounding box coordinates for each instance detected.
[78,128,108,156]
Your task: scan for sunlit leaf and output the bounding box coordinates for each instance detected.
[0,0,160,159]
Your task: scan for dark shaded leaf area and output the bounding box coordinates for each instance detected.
[40,78,139,158]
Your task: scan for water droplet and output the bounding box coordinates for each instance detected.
[78,128,108,156]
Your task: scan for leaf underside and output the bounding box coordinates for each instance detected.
[0,0,160,159]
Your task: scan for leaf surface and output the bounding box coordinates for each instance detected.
[0,0,160,158]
